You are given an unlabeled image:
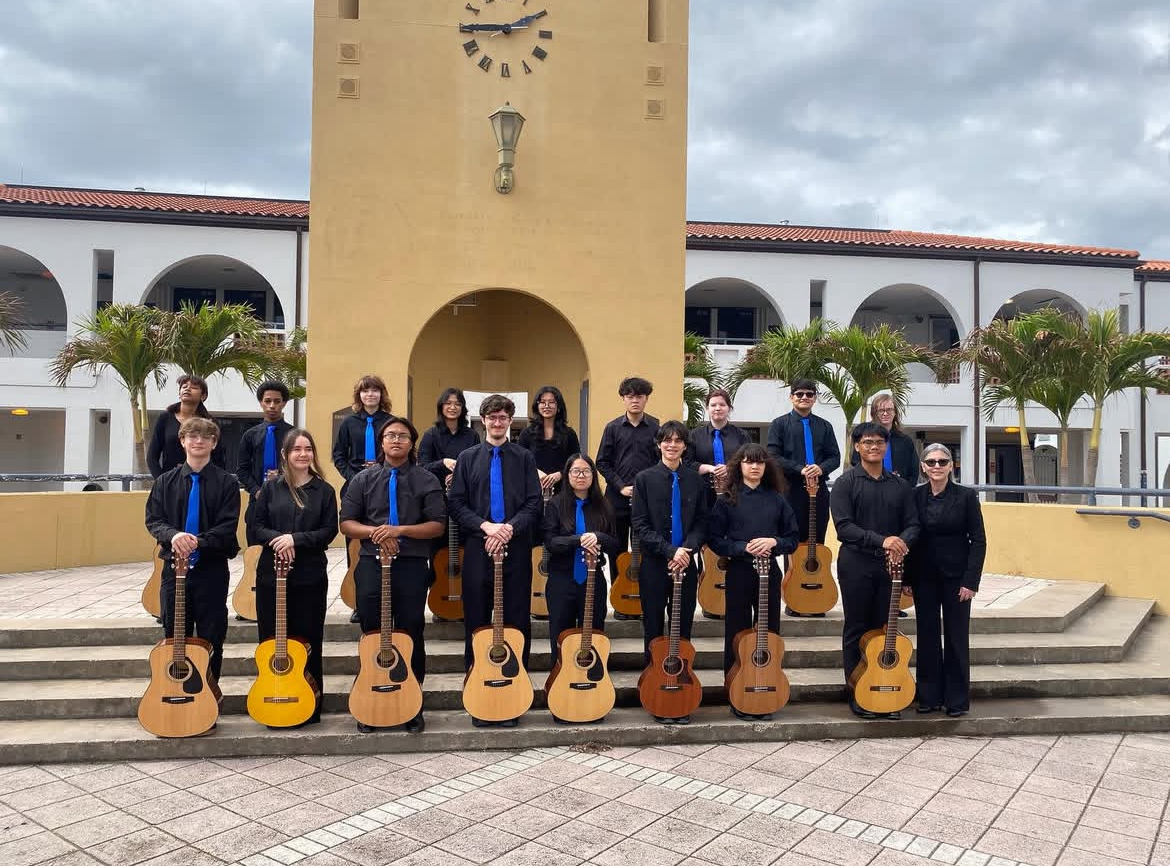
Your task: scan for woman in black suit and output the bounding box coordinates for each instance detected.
[904,443,986,717]
[849,393,919,483]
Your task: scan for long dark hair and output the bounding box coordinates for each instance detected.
[376,415,418,465]
[724,443,786,505]
[553,453,614,535]
[435,387,470,429]
[527,385,571,447]
[278,427,324,508]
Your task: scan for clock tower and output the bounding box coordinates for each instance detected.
[307,0,688,453]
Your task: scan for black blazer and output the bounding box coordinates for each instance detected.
[904,482,987,591]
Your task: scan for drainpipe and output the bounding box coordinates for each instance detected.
[293,226,304,428]
[972,258,982,484]
[1139,276,1148,505]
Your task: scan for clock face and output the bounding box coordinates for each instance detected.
[459,1,552,78]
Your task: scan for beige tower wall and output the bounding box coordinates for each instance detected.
[307,0,689,466]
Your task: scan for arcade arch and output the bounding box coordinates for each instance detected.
[141,255,285,328]
[0,245,68,357]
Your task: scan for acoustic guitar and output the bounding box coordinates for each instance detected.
[462,547,534,723]
[545,549,615,723]
[638,563,702,719]
[726,555,790,717]
[137,552,221,738]
[231,545,262,622]
[349,543,423,728]
[340,537,360,610]
[782,475,838,614]
[246,553,320,727]
[427,518,465,621]
[848,553,916,714]
[697,547,728,619]
[140,544,164,619]
[530,486,553,619]
[609,536,643,619]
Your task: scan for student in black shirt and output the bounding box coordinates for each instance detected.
[596,377,660,571]
[708,444,799,694]
[766,378,841,615]
[331,373,393,495]
[237,381,294,512]
[631,421,709,673]
[340,416,446,734]
[541,454,619,660]
[145,417,240,681]
[848,393,919,483]
[517,386,581,498]
[418,388,480,488]
[684,388,751,505]
[830,422,920,719]
[147,374,225,477]
[247,427,338,726]
[447,394,543,715]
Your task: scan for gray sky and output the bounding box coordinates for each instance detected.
[2,1,1168,257]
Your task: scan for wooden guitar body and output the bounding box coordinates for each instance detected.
[899,588,914,611]
[530,545,550,618]
[609,539,643,618]
[349,629,423,727]
[638,636,702,719]
[428,519,465,621]
[340,537,360,610]
[781,543,837,614]
[546,630,615,723]
[231,545,262,621]
[849,629,916,714]
[462,625,534,722]
[140,545,163,618]
[697,547,728,618]
[726,629,790,716]
[247,638,319,727]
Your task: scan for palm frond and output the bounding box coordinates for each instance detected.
[0,292,28,353]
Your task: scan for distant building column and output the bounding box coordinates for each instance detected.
[106,404,137,478]
[63,406,91,492]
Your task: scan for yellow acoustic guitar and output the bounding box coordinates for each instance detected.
[726,555,790,717]
[782,474,838,614]
[545,549,615,723]
[340,537,360,610]
[848,553,915,715]
[530,487,553,619]
[138,552,221,737]
[462,547,534,723]
[697,547,728,619]
[609,536,643,618]
[428,518,465,621]
[247,553,320,727]
[140,544,164,619]
[349,543,423,728]
[231,545,262,622]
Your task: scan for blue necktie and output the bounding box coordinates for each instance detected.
[671,471,683,547]
[184,471,201,566]
[801,416,815,466]
[387,468,399,526]
[712,428,725,465]
[574,498,588,585]
[490,447,505,522]
[883,446,893,472]
[364,416,376,462]
[262,424,278,476]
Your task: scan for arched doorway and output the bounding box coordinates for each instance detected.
[0,245,68,357]
[408,290,590,446]
[685,277,785,375]
[993,289,1085,322]
[142,254,284,328]
[851,283,964,384]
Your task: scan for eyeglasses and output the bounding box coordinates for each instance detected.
[858,439,886,447]
[923,458,951,467]
[875,408,896,415]
[568,468,593,477]
[382,432,411,442]
[485,414,512,424]
[537,401,558,408]
[792,391,817,399]
[442,400,463,408]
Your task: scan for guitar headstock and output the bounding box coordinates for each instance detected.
[377,541,396,564]
[668,558,687,584]
[753,555,771,578]
[583,549,597,571]
[275,552,291,578]
[804,473,818,497]
[173,552,189,577]
[885,551,904,579]
[491,547,508,566]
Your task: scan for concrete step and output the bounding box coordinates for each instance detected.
[0,579,1107,649]
[1,694,1168,766]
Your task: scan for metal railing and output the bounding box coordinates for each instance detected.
[966,484,1170,506]
[0,473,154,492]
[1075,508,1170,528]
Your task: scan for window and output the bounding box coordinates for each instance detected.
[171,288,216,311]
[684,307,712,337]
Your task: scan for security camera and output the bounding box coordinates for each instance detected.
[98,414,109,424]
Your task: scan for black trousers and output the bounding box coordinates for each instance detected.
[461,537,533,671]
[723,558,781,675]
[640,553,698,662]
[256,574,327,697]
[546,570,608,660]
[161,559,230,681]
[785,479,829,543]
[355,555,429,684]
[610,498,633,553]
[913,576,972,711]
[838,550,893,683]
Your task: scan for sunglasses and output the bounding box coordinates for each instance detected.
[923,458,951,467]
[792,390,817,399]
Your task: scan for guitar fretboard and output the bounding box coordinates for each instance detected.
[805,485,818,568]
[667,566,685,673]
[171,556,188,667]
[581,550,597,654]
[884,555,904,656]
[446,519,460,576]
[754,555,770,655]
[274,556,289,665]
[491,550,506,649]
[379,546,395,658]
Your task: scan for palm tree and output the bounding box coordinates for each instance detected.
[683,332,721,427]
[0,292,28,353]
[49,304,169,476]
[257,326,308,400]
[727,319,831,397]
[162,301,274,385]
[1024,308,1089,493]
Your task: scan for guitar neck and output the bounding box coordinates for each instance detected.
[667,571,684,662]
[447,519,459,575]
[884,559,903,654]
[631,537,641,572]
[805,488,818,565]
[171,566,187,666]
[275,568,288,663]
[380,556,394,656]
[581,552,596,652]
[755,557,769,653]
[491,551,505,648]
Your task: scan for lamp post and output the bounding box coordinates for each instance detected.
[489,103,526,194]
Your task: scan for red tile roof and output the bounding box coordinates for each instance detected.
[686,222,1140,260]
[1137,260,1170,274]
[0,184,308,218]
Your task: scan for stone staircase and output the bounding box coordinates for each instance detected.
[0,579,1166,764]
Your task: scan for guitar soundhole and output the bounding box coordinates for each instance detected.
[879,650,899,669]
[377,649,400,669]
[662,656,683,677]
[270,656,292,675]
[167,660,191,681]
[751,649,771,667]
[805,560,820,573]
[574,649,596,670]
[488,644,510,666]
[717,557,729,570]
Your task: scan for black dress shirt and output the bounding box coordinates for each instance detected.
[447,441,543,545]
[339,462,447,559]
[905,482,986,590]
[541,498,621,579]
[683,422,751,471]
[830,466,920,560]
[517,425,581,477]
[332,410,392,481]
[596,414,660,502]
[766,411,841,485]
[145,462,241,564]
[247,475,339,583]
[237,419,295,497]
[146,403,227,478]
[708,484,800,562]
[418,423,480,485]
[849,428,920,484]
[631,462,709,558]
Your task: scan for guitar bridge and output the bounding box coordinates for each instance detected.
[869,685,902,692]
[569,682,596,691]
[263,696,300,703]
[484,679,513,688]
[161,696,194,704]
[372,684,401,693]
[442,595,462,602]
[799,583,824,590]
[745,686,776,693]
[660,685,682,692]
[532,592,545,599]
[620,594,641,600]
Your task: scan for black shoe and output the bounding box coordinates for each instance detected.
[812,612,826,618]
[898,610,908,618]
[349,610,361,624]
[946,708,968,717]
[731,707,750,720]
[653,715,671,724]
[674,715,690,725]
[849,700,877,720]
[500,718,518,728]
[404,714,425,734]
[702,612,724,620]
[885,711,901,721]
[917,705,941,714]
[155,617,163,625]
[784,607,802,617]
[471,717,491,728]
[356,721,376,733]
[614,612,640,621]
[532,615,549,621]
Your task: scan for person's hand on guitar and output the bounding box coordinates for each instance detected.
[620,485,633,498]
[578,531,601,556]
[745,537,777,557]
[669,547,691,571]
[482,521,513,555]
[270,533,296,561]
[369,524,401,556]
[541,471,562,491]
[442,458,457,472]
[171,531,199,557]
[882,536,908,560]
[958,587,976,603]
[801,463,823,479]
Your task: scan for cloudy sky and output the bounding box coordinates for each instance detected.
[2,1,1168,256]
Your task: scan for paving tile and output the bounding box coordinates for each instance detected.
[3,782,86,811]
[242,758,320,786]
[68,765,149,794]
[329,756,402,783]
[310,782,393,815]
[956,761,1027,790]
[1078,805,1160,840]
[883,764,952,793]
[772,853,836,866]
[922,792,1000,825]
[489,840,585,866]
[0,830,78,866]
[899,750,967,776]
[389,848,478,866]
[189,821,288,861]
[1018,773,1093,804]
[0,813,41,845]
[569,771,642,799]
[436,790,517,821]
[731,812,816,848]
[901,810,987,849]
[860,778,933,810]
[0,768,58,796]
[775,781,851,813]
[670,759,739,784]
[690,832,781,866]
[160,804,247,843]
[97,778,177,809]
[722,768,796,797]
[1004,790,1083,824]
[802,766,875,795]
[671,797,746,831]
[277,770,353,800]
[186,772,270,803]
[702,745,762,769]
[57,811,148,848]
[616,785,694,816]
[1055,847,1155,866]
[792,828,882,866]
[127,850,225,866]
[590,837,684,866]
[25,795,114,830]
[539,818,624,859]
[435,825,526,865]
[392,808,475,844]
[485,803,569,840]
[939,777,1014,807]
[869,851,938,866]
[1032,759,1105,787]
[330,827,425,865]
[480,773,560,803]
[221,788,304,820]
[151,763,234,790]
[580,800,658,835]
[990,807,1074,845]
[1088,785,1164,818]
[527,786,606,818]
[976,828,1064,866]
[624,749,691,771]
[775,743,844,767]
[122,791,213,825]
[519,759,595,785]
[1151,843,1170,866]
[836,794,916,830]
[259,800,347,836]
[633,815,720,856]
[84,827,182,865]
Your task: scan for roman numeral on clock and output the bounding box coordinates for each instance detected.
[463,39,480,57]
[531,45,547,61]
[478,54,493,72]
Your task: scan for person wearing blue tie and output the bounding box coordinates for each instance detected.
[331,374,393,497]
[683,389,750,506]
[631,420,710,697]
[848,393,920,484]
[541,454,619,662]
[766,378,841,616]
[339,416,446,733]
[145,417,241,681]
[447,395,543,724]
[237,381,294,517]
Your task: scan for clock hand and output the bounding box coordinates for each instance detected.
[510,9,548,28]
[489,24,530,37]
[459,22,510,32]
